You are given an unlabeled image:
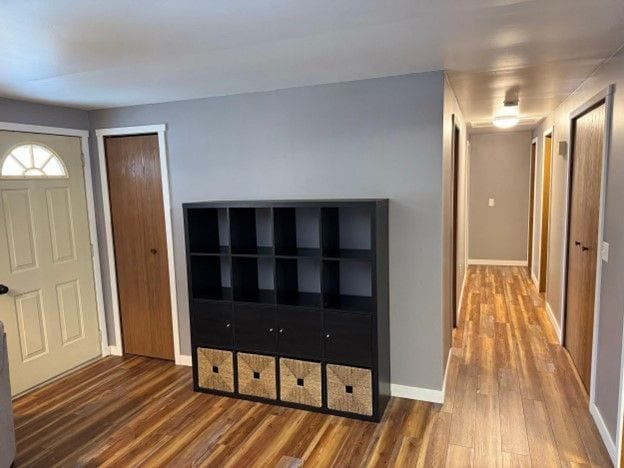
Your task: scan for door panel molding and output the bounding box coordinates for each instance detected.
[46,187,77,264]
[95,125,182,365]
[56,279,85,345]
[0,121,108,358]
[15,289,48,361]
[1,188,38,272]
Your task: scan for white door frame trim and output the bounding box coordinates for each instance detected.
[0,121,109,356]
[564,85,616,462]
[95,125,183,365]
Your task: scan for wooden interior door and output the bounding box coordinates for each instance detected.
[528,142,536,272]
[564,102,606,391]
[451,121,460,327]
[539,134,553,292]
[105,134,174,360]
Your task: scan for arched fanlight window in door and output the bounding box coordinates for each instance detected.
[1,143,68,178]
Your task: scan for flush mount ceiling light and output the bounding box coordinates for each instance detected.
[493,98,520,129]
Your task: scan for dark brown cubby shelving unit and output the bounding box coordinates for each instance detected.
[184,199,389,421]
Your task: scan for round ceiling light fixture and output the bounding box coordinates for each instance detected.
[493,99,520,128]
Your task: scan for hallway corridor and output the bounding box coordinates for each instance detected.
[11,266,613,466]
[443,266,612,466]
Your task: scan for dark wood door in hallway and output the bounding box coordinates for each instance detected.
[564,102,606,391]
[12,267,612,466]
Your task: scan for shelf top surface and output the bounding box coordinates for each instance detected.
[183,198,388,209]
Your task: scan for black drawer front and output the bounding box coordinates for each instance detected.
[191,301,233,348]
[234,304,277,353]
[323,310,372,366]
[277,307,322,359]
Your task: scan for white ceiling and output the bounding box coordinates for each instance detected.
[1,0,623,126]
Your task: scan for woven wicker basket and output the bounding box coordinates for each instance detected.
[237,352,277,399]
[279,358,322,407]
[326,364,373,416]
[197,347,234,393]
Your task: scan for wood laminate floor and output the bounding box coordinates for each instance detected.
[13,266,612,467]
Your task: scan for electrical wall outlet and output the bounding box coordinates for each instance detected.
[488,198,495,207]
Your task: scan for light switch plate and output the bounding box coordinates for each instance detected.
[488,198,495,207]
[601,241,609,262]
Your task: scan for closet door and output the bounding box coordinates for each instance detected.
[564,102,605,390]
[105,134,174,360]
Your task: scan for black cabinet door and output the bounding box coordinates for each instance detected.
[323,310,372,366]
[190,300,233,348]
[277,307,322,359]
[234,303,277,353]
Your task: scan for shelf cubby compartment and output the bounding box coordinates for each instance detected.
[276,257,321,307]
[187,208,229,254]
[321,206,372,258]
[232,256,275,303]
[190,255,232,300]
[230,207,274,255]
[322,258,373,312]
[274,207,321,257]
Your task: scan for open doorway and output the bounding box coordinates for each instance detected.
[539,131,553,293]
[528,140,537,272]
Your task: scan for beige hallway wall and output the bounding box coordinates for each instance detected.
[468,131,532,262]
[531,47,624,447]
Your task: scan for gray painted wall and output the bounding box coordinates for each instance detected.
[89,72,447,391]
[0,97,89,130]
[532,48,624,443]
[469,131,532,261]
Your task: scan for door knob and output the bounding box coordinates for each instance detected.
[325,334,331,339]
[278,328,284,334]
[574,241,581,246]
[0,284,8,295]
[582,245,590,252]
[269,327,274,333]
[150,248,158,255]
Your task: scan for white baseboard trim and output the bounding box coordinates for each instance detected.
[441,350,453,399]
[177,354,192,366]
[391,384,444,403]
[107,346,191,366]
[468,259,528,266]
[531,271,539,288]
[545,301,562,343]
[590,402,617,464]
[392,352,451,405]
[457,272,468,324]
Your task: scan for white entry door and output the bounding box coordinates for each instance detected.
[0,131,101,396]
